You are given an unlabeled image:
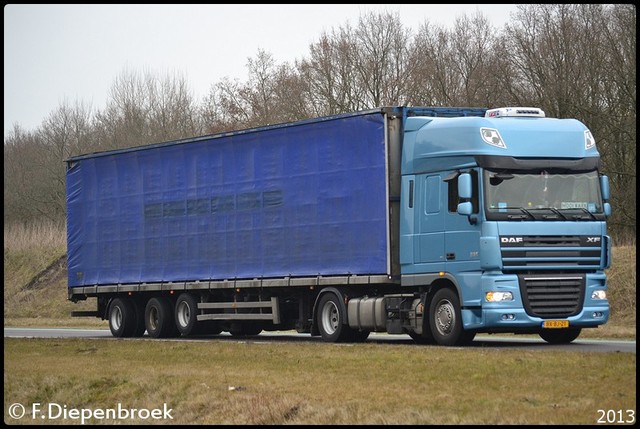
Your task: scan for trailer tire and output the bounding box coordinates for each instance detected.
[131,299,147,337]
[317,293,354,343]
[229,322,262,337]
[108,297,136,338]
[175,293,200,337]
[428,288,475,346]
[145,297,177,338]
[539,328,581,344]
[199,321,223,336]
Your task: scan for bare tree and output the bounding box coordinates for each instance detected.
[4,126,43,223]
[4,101,93,223]
[352,11,413,107]
[596,4,636,238]
[202,49,310,132]
[93,68,199,151]
[269,62,314,122]
[299,26,363,115]
[408,11,505,107]
[37,100,94,219]
[94,68,150,150]
[146,70,200,142]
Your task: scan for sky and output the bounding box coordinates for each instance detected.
[4,4,520,137]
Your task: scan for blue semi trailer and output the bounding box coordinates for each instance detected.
[66,106,612,346]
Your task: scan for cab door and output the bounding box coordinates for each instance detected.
[444,170,481,274]
[415,174,446,272]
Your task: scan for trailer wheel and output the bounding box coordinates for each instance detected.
[539,328,581,344]
[199,321,223,336]
[317,293,353,343]
[428,288,475,346]
[229,322,262,337]
[131,299,147,337]
[175,293,200,336]
[108,297,136,338]
[145,297,177,338]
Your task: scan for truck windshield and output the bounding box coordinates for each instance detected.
[483,170,605,221]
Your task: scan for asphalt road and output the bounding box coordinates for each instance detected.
[4,327,636,353]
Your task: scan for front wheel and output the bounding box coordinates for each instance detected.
[407,329,435,345]
[539,328,581,344]
[428,288,475,346]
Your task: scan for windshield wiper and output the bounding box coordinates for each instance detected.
[530,207,568,220]
[497,206,535,220]
[559,207,597,220]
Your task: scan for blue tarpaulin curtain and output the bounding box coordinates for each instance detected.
[66,113,389,287]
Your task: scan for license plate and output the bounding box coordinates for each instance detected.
[542,320,569,329]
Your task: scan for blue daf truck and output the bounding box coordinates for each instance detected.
[66,106,611,346]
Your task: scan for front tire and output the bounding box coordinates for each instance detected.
[428,288,475,346]
[539,328,581,344]
[407,329,435,345]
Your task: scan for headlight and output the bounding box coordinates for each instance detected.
[486,291,514,302]
[591,290,607,300]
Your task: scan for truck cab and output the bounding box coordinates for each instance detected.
[399,107,611,345]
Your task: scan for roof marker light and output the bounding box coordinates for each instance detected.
[480,127,506,149]
[485,107,545,118]
[585,130,596,150]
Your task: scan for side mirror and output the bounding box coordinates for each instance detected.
[458,173,472,199]
[458,201,473,215]
[457,173,474,221]
[600,175,610,201]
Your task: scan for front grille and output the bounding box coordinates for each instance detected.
[500,235,602,271]
[518,274,584,318]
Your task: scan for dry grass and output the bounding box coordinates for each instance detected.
[607,245,636,323]
[3,338,636,425]
[3,220,67,254]
[3,221,95,320]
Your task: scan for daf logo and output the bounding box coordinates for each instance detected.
[501,237,523,243]
[586,237,601,243]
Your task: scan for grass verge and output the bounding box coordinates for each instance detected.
[3,337,636,425]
